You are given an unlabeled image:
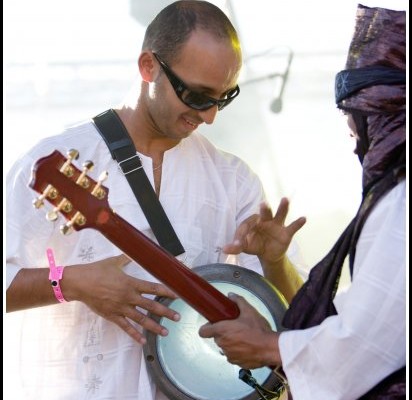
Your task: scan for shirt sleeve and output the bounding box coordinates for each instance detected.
[6,154,41,289]
[279,180,406,400]
[6,125,121,290]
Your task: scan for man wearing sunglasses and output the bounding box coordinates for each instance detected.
[6,1,305,399]
[152,52,240,112]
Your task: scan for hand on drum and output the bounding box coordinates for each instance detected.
[199,293,281,370]
[64,254,180,344]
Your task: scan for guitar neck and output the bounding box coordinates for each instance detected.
[29,150,239,323]
[95,207,240,322]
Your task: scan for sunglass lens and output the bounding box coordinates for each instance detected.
[182,91,215,110]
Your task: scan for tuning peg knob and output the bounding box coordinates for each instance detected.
[91,171,109,199]
[76,160,95,188]
[59,211,86,235]
[67,149,79,161]
[98,171,108,182]
[83,160,94,171]
[32,185,58,209]
[60,222,74,235]
[59,150,80,177]
[47,210,59,222]
[46,199,73,221]
[33,197,45,209]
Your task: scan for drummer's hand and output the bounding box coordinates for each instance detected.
[224,198,306,265]
[199,293,281,369]
[64,254,180,344]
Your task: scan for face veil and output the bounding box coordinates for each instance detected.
[335,4,406,191]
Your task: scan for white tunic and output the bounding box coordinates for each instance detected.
[6,120,301,399]
[280,180,406,400]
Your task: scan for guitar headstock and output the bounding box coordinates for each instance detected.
[29,149,111,234]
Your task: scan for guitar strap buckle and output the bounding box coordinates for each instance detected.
[117,154,143,176]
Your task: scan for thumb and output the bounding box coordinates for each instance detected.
[198,322,214,338]
[228,292,250,312]
[229,292,262,319]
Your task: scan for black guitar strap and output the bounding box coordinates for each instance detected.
[92,109,185,257]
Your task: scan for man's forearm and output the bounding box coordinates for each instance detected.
[6,268,60,312]
[260,256,303,304]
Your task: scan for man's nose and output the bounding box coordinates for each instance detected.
[199,105,219,125]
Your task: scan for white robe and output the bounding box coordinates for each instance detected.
[280,180,406,400]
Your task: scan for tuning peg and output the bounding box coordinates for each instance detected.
[46,199,73,221]
[67,149,79,160]
[59,149,80,178]
[91,171,109,199]
[76,160,94,188]
[83,160,94,170]
[98,171,108,182]
[32,185,58,209]
[60,211,86,235]
[60,222,74,235]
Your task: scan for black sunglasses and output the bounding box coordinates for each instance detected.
[153,52,240,111]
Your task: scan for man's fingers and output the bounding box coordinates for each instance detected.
[228,293,253,314]
[259,202,273,221]
[133,279,178,299]
[222,217,256,254]
[286,216,307,236]
[234,219,256,242]
[198,322,214,338]
[225,214,260,252]
[137,296,180,322]
[222,241,243,255]
[114,314,147,344]
[125,307,171,337]
[272,197,290,225]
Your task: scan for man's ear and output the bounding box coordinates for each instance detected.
[138,52,156,82]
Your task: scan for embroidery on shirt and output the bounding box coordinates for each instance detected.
[84,318,100,347]
[85,374,103,394]
[78,245,95,262]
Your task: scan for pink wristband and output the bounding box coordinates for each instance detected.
[46,248,67,303]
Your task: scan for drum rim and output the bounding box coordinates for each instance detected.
[144,263,288,400]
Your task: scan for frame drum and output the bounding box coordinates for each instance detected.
[144,263,288,400]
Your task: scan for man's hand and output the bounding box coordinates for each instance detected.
[63,254,180,344]
[225,198,306,265]
[199,293,281,369]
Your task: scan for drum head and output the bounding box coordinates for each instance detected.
[144,263,288,400]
